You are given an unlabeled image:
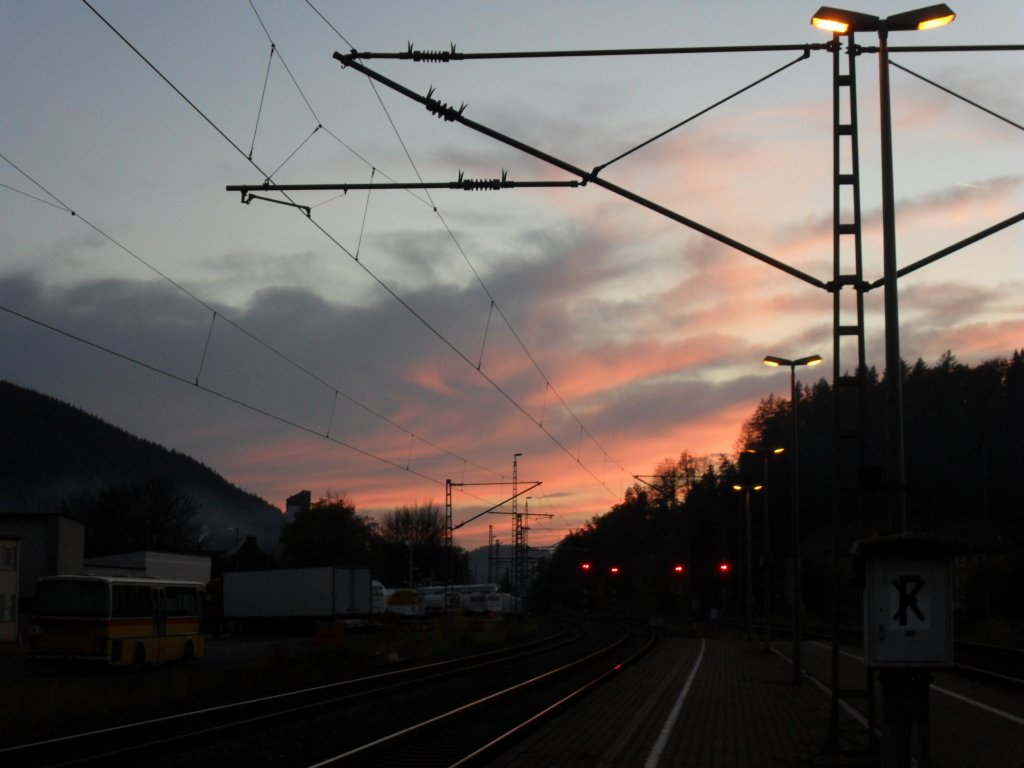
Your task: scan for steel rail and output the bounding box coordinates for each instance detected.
[0,622,575,766]
[306,622,656,767]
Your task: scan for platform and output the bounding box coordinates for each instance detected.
[485,629,1024,767]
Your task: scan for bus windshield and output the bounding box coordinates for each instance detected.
[35,579,110,618]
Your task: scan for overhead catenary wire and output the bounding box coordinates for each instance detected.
[592,48,812,177]
[52,2,1021,536]
[0,300,460,487]
[248,43,275,160]
[278,3,767,499]
[333,51,829,292]
[305,3,631,491]
[15,0,620,525]
[888,58,1024,132]
[70,2,554,487]
[355,168,375,261]
[240,0,632,498]
[0,152,503,486]
[248,0,321,125]
[293,2,634,495]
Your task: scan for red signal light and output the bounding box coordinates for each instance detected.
[719,562,731,573]
[581,562,592,572]
[610,566,620,574]
[673,564,685,575]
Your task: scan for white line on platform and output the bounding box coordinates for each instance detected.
[930,685,1024,726]
[805,641,1024,726]
[772,644,869,727]
[644,639,706,768]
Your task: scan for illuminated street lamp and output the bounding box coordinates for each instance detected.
[763,353,823,683]
[732,482,763,641]
[811,4,955,533]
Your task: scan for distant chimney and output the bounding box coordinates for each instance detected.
[286,490,311,516]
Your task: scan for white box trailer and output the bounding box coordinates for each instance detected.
[333,567,372,617]
[223,567,371,619]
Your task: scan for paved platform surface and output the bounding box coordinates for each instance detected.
[485,631,1024,767]
[483,634,866,767]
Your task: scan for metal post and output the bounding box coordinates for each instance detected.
[762,453,772,653]
[878,23,906,534]
[512,453,523,620]
[745,487,754,640]
[790,363,803,683]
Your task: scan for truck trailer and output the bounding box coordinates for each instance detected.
[217,567,372,632]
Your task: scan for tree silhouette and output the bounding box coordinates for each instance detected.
[61,476,201,556]
[531,350,1023,626]
[278,492,375,567]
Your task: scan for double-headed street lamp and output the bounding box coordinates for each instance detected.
[763,353,823,683]
[732,481,763,642]
[811,4,955,533]
[744,446,785,653]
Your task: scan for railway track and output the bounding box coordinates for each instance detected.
[310,621,656,767]
[1,619,655,767]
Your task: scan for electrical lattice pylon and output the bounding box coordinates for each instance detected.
[511,453,524,616]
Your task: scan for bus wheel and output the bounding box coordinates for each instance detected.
[132,644,146,671]
[182,640,195,661]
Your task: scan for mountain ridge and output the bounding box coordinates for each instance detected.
[0,380,285,554]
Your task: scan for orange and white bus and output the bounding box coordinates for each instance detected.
[31,575,205,667]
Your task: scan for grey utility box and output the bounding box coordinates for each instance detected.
[853,533,962,668]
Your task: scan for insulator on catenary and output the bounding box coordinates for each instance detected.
[426,100,467,122]
[455,179,503,191]
[412,49,452,62]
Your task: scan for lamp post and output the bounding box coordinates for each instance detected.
[732,482,762,641]
[763,353,823,683]
[811,9,955,763]
[811,4,955,532]
[744,446,785,652]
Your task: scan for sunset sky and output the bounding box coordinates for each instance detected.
[2,2,1021,551]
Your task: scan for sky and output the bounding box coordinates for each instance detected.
[2,1,1021,552]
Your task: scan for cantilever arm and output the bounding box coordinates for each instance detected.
[333,51,829,291]
[865,211,1024,291]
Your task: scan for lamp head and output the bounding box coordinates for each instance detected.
[811,6,880,34]
[812,5,954,34]
[888,4,955,30]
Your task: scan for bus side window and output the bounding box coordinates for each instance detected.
[165,587,182,616]
[165,587,200,617]
[113,585,151,618]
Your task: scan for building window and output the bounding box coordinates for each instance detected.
[0,594,14,623]
[0,544,17,571]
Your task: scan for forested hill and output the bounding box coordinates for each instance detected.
[0,381,284,553]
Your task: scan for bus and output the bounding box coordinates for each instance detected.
[30,575,205,667]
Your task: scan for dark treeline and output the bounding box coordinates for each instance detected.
[529,350,1024,630]
[276,493,471,588]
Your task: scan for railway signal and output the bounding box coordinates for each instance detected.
[673,563,685,575]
